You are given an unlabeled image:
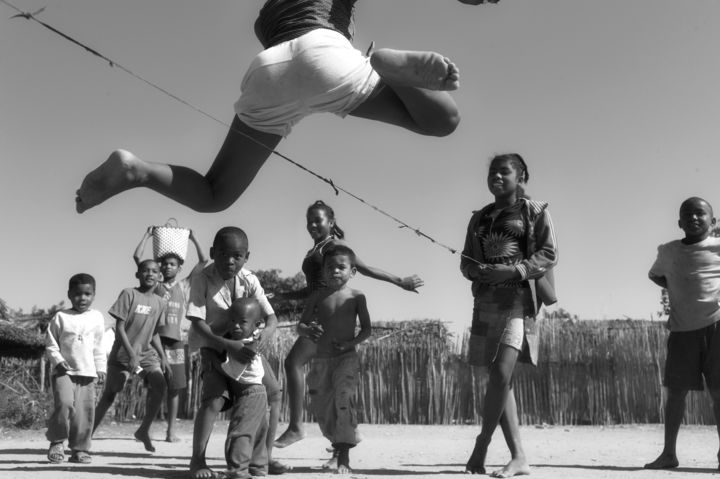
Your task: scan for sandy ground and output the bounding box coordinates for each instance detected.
[1,421,719,478]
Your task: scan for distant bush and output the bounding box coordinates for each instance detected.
[0,357,51,429]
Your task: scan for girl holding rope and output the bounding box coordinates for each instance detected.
[75,0,497,213]
[460,153,557,477]
[273,200,423,458]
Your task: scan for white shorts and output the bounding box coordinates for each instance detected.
[234,28,380,137]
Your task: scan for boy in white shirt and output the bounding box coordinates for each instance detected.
[45,273,106,464]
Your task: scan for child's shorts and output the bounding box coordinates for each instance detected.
[105,361,163,394]
[468,287,536,368]
[234,28,380,137]
[161,337,187,390]
[664,321,720,391]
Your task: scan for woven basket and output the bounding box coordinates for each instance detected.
[152,218,190,261]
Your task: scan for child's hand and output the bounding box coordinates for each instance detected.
[162,359,174,383]
[56,361,72,374]
[225,339,257,363]
[477,264,519,284]
[96,371,106,385]
[146,226,154,236]
[128,354,140,373]
[400,275,424,293]
[299,321,324,342]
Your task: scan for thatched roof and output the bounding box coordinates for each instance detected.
[0,320,45,359]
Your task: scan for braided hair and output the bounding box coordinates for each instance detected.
[307,200,345,239]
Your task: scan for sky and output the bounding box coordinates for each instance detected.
[2,0,720,338]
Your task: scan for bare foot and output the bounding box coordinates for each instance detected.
[643,452,679,469]
[134,429,155,453]
[371,48,460,91]
[490,458,531,478]
[75,149,146,213]
[165,434,181,443]
[322,448,339,470]
[465,436,488,474]
[190,465,217,479]
[337,448,351,474]
[273,427,306,448]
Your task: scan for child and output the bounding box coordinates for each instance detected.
[298,244,371,473]
[186,226,282,479]
[215,297,269,479]
[460,153,557,477]
[74,0,496,214]
[93,259,170,453]
[645,197,720,470]
[274,200,422,453]
[45,273,106,464]
[133,226,207,442]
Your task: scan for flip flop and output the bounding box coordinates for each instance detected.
[47,442,64,464]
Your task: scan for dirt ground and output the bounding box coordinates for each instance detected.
[1,421,718,478]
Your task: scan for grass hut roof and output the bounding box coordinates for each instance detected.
[0,320,45,359]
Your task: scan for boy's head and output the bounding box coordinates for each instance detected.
[210,227,249,280]
[67,273,96,313]
[228,298,262,340]
[679,197,715,243]
[158,253,183,282]
[322,244,357,289]
[136,259,160,290]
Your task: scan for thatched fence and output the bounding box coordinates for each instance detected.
[2,318,715,427]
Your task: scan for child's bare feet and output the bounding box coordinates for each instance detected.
[274,427,306,448]
[490,458,531,478]
[76,149,146,213]
[322,448,339,470]
[134,428,155,452]
[165,433,180,443]
[336,447,351,475]
[643,452,679,469]
[370,49,460,91]
[190,465,217,479]
[465,436,489,474]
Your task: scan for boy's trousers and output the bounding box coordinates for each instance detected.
[46,374,96,451]
[307,351,361,447]
[225,383,268,476]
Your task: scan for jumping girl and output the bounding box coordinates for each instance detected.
[75,0,497,214]
[460,153,557,477]
[273,200,423,453]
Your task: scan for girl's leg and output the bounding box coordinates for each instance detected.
[76,116,282,213]
[466,345,520,474]
[274,337,317,448]
[348,50,460,137]
[493,388,531,478]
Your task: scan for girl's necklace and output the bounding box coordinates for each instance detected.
[308,235,334,256]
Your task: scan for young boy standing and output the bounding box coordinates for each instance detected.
[298,244,371,474]
[187,226,280,479]
[45,273,106,464]
[93,259,169,453]
[646,197,720,470]
[133,227,207,442]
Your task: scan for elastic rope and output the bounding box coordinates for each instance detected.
[1,1,480,265]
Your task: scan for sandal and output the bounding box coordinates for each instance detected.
[47,442,64,464]
[69,450,92,464]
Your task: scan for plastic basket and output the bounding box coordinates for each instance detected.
[152,218,190,261]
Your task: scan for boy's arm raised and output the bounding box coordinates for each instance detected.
[188,229,208,264]
[133,227,154,266]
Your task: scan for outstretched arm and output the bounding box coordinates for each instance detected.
[354,256,424,293]
[133,227,154,266]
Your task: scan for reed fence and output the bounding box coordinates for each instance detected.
[4,318,716,427]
